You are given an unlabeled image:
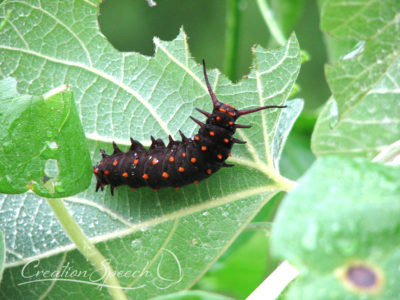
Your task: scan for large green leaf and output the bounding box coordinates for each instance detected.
[0,0,301,298]
[312,0,400,158]
[271,156,400,299]
[0,78,91,197]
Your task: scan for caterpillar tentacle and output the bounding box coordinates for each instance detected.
[93,60,286,194]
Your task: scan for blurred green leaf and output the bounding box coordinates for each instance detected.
[150,290,235,300]
[0,230,4,283]
[0,78,91,197]
[0,0,301,298]
[312,0,400,158]
[271,156,400,299]
[322,0,400,116]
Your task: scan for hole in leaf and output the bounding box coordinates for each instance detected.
[48,141,58,149]
[43,159,60,194]
[44,159,59,179]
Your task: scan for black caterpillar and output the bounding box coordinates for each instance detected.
[93,60,286,195]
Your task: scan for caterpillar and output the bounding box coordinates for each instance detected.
[93,60,286,195]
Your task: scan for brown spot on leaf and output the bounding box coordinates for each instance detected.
[337,262,383,294]
[346,265,377,289]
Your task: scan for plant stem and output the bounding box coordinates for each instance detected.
[224,0,240,81]
[372,140,400,165]
[248,261,299,300]
[256,0,286,46]
[47,198,128,300]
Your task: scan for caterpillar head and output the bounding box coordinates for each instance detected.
[201,59,286,128]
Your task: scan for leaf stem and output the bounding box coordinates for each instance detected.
[248,261,299,300]
[224,0,241,80]
[256,0,286,46]
[372,140,400,165]
[228,156,296,191]
[270,172,297,191]
[46,198,128,300]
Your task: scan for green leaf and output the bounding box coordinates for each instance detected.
[0,0,301,298]
[312,0,400,158]
[0,229,4,283]
[271,156,400,299]
[0,78,91,197]
[322,0,400,116]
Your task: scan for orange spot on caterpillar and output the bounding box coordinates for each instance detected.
[175,187,180,191]
[216,116,221,121]
[104,170,110,175]
[219,108,226,113]
[228,112,235,117]
[207,169,212,174]
[228,121,234,125]
[182,152,186,157]
[178,167,185,172]
[201,146,207,151]
[152,158,159,165]
[162,172,169,178]
[122,172,128,178]
[133,159,139,165]
[130,187,135,191]
[209,131,215,136]
[228,153,232,157]
[194,136,200,141]
[169,156,175,162]
[217,154,223,160]
[93,168,99,174]
[142,173,149,180]
[226,104,234,109]
[193,180,199,184]
[224,138,229,143]
[191,157,197,163]
[113,160,118,166]
[153,189,158,192]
